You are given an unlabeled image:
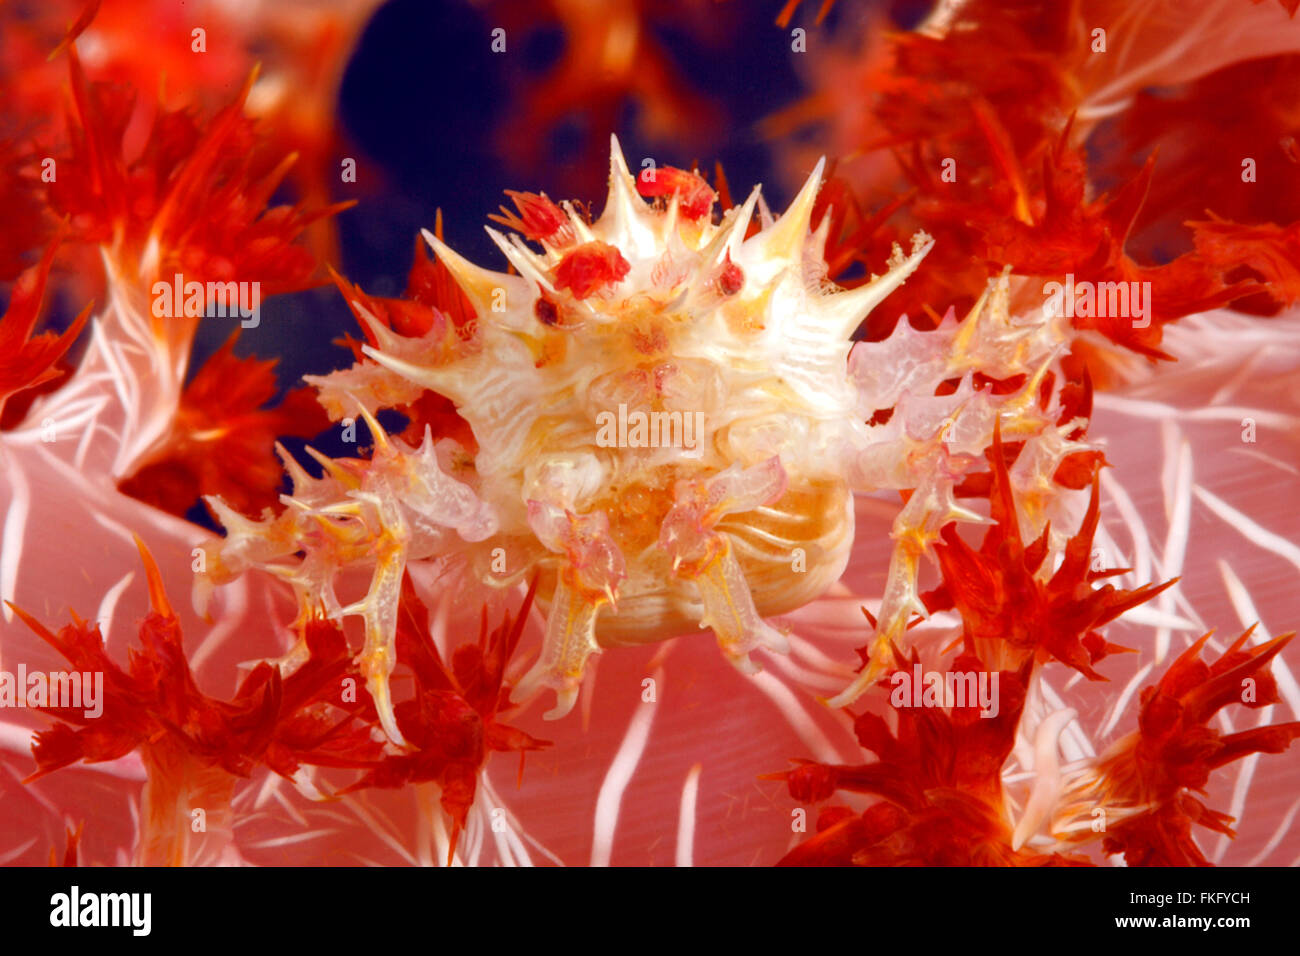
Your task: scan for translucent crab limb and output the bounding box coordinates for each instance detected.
[199,411,502,745]
[515,501,627,719]
[658,458,791,672]
[379,421,498,545]
[317,480,414,747]
[513,573,605,721]
[527,501,627,606]
[347,534,408,747]
[659,457,789,565]
[826,471,987,709]
[690,540,790,673]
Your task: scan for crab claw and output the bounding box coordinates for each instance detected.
[527,501,627,600]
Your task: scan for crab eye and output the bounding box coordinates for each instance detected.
[718,257,743,295]
[535,294,560,326]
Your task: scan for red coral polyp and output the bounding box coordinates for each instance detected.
[553,240,631,299]
[118,332,330,517]
[0,237,90,421]
[338,575,548,861]
[772,650,1088,866]
[636,166,716,221]
[490,190,575,246]
[1093,630,1300,866]
[925,429,1172,678]
[47,49,339,292]
[11,543,372,783]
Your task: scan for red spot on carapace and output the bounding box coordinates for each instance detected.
[535,293,561,326]
[553,241,631,299]
[718,253,744,295]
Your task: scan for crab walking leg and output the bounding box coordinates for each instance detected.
[826,471,985,708]
[825,535,924,706]
[515,501,627,719]
[335,493,411,747]
[659,457,791,673]
[353,545,408,746]
[689,538,790,672]
[514,574,608,720]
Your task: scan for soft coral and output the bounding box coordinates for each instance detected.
[1091,629,1300,866]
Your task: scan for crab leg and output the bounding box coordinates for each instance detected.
[658,457,791,672]
[513,573,606,720]
[689,539,790,672]
[352,543,408,746]
[331,489,411,747]
[514,501,627,719]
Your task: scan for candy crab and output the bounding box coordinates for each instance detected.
[202,136,1091,740]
